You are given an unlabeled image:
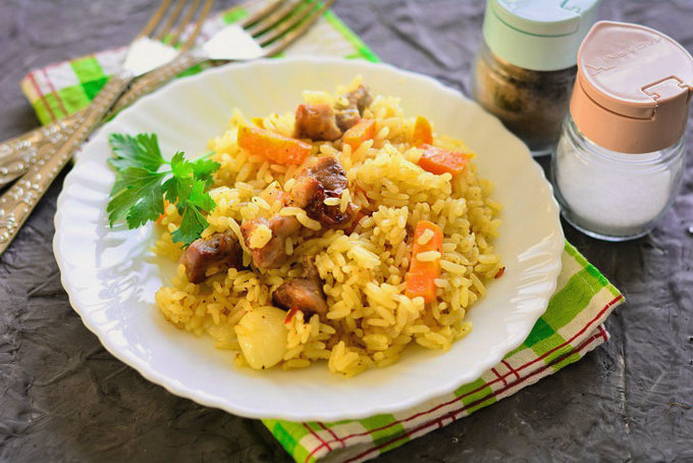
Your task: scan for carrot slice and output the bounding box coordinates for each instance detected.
[343,119,376,150]
[238,125,311,165]
[412,116,433,146]
[284,306,299,324]
[405,220,444,303]
[418,144,472,176]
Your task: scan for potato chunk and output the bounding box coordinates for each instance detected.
[235,306,288,369]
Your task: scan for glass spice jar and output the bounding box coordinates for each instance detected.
[471,0,600,156]
[552,21,693,241]
[553,117,686,240]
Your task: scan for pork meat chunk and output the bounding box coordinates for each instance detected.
[181,232,243,284]
[272,278,327,315]
[241,215,300,269]
[288,156,355,227]
[294,104,342,141]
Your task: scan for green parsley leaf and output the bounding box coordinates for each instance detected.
[162,152,194,212]
[171,203,208,246]
[107,167,165,227]
[191,158,221,188]
[106,132,220,247]
[187,178,216,212]
[169,151,193,178]
[108,133,165,172]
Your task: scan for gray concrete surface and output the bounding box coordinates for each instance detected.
[1,1,691,461]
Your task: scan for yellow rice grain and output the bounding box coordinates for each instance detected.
[418,228,434,245]
[247,224,272,249]
[416,250,441,262]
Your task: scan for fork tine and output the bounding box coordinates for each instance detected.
[245,0,304,36]
[255,0,316,46]
[137,0,172,38]
[154,0,187,41]
[178,0,215,51]
[241,0,287,28]
[168,0,201,46]
[263,0,335,56]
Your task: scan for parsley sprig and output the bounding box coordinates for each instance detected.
[106,133,220,246]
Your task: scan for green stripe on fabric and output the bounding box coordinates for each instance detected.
[81,76,108,101]
[176,63,206,78]
[57,85,89,114]
[550,347,583,371]
[504,343,527,359]
[323,10,380,62]
[523,318,556,348]
[360,414,407,450]
[563,240,623,296]
[42,93,66,120]
[263,419,313,463]
[304,422,323,432]
[271,422,299,455]
[455,377,496,414]
[541,269,606,331]
[70,56,105,83]
[455,377,489,403]
[222,7,249,24]
[32,99,53,125]
[605,283,621,297]
[528,331,568,360]
[564,241,587,266]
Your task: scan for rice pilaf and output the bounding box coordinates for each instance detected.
[154,78,503,376]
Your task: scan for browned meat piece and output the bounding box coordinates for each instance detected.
[334,85,372,131]
[241,215,300,269]
[302,256,321,283]
[288,156,355,227]
[272,278,327,315]
[345,85,372,114]
[181,232,243,284]
[294,104,342,141]
[288,174,321,209]
[310,156,349,194]
[335,107,361,132]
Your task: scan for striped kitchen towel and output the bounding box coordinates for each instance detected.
[19,3,623,462]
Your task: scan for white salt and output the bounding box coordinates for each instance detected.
[555,135,677,238]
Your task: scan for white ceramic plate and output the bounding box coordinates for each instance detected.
[54,57,564,421]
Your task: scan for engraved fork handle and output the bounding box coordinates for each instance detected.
[0,53,204,187]
[0,118,82,188]
[0,75,131,255]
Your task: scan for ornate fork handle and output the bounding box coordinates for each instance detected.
[0,75,131,254]
[0,116,83,187]
[0,53,204,187]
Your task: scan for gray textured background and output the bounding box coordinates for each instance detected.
[1,0,692,461]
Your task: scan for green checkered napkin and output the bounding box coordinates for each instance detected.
[20,4,623,462]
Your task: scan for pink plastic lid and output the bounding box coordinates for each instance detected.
[571,21,693,153]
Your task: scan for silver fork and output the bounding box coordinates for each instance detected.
[0,0,334,188]
[0,0,214,256]
[0,0,335,257]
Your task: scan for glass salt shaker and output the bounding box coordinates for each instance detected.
[471,0,600,156]
[552,21,693,241]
